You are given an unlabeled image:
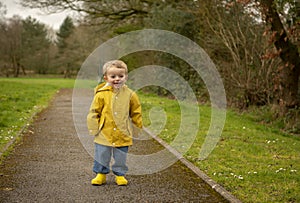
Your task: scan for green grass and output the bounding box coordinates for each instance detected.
[139,92,300,203]
[0,78,74,153]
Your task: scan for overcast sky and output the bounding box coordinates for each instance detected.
[1,0,72,30]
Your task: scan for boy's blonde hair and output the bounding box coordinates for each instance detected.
[102,60,128,75]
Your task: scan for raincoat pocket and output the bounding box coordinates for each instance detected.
[93,117,105,137]
[98,116,105,131]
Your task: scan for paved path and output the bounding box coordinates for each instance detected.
[0,89,230,202]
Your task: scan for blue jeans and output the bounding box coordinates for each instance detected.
[93,143,129,176]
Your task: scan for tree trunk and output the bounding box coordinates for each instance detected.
[18,62,26,75]
[260,0,300,113]
[12,55,19,77]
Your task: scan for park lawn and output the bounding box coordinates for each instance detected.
[0,78,299,203]
[0,78,74,154]
[139,92,299,203]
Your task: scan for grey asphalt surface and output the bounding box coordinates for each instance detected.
[0,88,229,202]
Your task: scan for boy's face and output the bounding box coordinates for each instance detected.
[104,66,128,89]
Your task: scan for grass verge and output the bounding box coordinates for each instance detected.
[139,92,300,203]
[0,78,74,158]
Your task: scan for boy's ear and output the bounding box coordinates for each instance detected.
[103,75,107,81]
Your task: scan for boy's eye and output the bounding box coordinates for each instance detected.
[108,74,125,79]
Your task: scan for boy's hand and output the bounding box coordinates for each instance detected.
[89,129,99,136]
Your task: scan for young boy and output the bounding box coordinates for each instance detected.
[87,60,143,186]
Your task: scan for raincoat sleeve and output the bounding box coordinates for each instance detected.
[130,92,143,133]
[87,93,104,136]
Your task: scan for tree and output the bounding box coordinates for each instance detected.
[0,2,7,76]
[6,16,23,77]
[56,16,74,50]
[258,0,300,113]
[56,16,75,77]
[142,3,206,98]
[0,14,51,76]
[202,1,281,107]
[21,16,51,74]
[20,0,153,21]
[234,0,300,112]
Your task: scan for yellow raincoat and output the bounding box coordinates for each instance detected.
[87,82,142,147]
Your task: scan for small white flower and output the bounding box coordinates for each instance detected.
[276,168,286,173]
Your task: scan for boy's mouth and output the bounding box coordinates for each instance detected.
[113,82,122,88]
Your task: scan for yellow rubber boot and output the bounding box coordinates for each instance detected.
[91,173,106,185]
[115,176,128,186]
